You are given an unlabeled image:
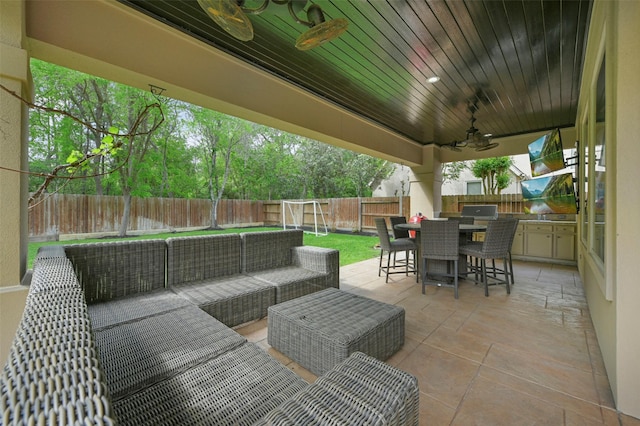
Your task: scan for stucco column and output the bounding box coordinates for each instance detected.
[615,1,640,417]
[409,145,441,218]
[0,0,30,364]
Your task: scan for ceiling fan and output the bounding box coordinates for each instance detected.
[197,0,348,50]
[442,101,498,152]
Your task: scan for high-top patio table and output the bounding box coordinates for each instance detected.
[268,288,405,376]
[395,222,486,276]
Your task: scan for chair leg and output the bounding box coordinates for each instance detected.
[378,250,384,277]
[482,259,489,297]
[504,257,511,294]
[386,252,392,283]
[415,250,419,283]
[508,252,515,285]
[421,258,428,294]
[405,250,409,277]
[453,259,459,299]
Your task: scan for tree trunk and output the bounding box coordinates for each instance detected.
[210,198,219,229]
[118,191,131,237]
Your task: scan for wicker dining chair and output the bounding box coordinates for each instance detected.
[389,216,412,240]
[420,220,460,298]
[447,216,475,225]
[388,216,417,279]
[473,218,520,286]
[498,218,519,285]
[459,219,514,296]
[374,217,417,283]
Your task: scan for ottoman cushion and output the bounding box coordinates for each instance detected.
[268,288,405,375]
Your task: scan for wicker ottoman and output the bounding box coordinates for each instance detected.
[268,288,405,376]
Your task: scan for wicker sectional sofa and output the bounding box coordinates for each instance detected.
[1,231,420,425]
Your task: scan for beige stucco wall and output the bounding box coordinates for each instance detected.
[0,0,30,364]
[611,1,640,416]
[575,0,640,418]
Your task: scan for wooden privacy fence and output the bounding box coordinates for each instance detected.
[28,194,263,239]
[441,194,524,214]
[28,194,411,239]
[28,193,527,240]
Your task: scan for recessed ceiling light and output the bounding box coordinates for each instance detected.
[427,76,440,83]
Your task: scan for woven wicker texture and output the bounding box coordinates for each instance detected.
[375,218,415,253]
[389,216,411,239]
[65,239,167,304]
[255,352,419,426]
[34,244,67,259]
[459,219,517,296]
[1,249,116,425]
[419,220,461,298]
[268,288,405,376]
[94,304,246,399]
[374,217,417,283]
[420,220,460,261]
[241,230,303,273]
[29,257,81,294]
[113,343,308,426]
[88,290,194,330]
[459,219,514,260]
[171,275,275,327]
[166,234,241,286]
[250,267,326,301]
[249,245,339,303]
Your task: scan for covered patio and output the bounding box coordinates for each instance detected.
[239,258,630,424]
[2,0,640,420]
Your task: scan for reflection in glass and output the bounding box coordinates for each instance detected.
[594,56,606,263]
[581,122,589,246]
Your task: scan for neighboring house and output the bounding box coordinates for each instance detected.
[373,163,412,197]
[375,151,577,197]
[441,154,531,196]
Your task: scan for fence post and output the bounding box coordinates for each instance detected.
[358,197,362,233]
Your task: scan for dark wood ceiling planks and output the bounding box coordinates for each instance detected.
[120,0,592,146]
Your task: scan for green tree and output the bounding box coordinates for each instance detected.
[190,107,252,228]
[441,161,469,184]
[470,157,512,195]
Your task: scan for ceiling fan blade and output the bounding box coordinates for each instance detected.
[475,142,499,151]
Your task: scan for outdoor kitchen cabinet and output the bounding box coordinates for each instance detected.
[512,221,576,265]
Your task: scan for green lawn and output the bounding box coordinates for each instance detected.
[28,227,380,269]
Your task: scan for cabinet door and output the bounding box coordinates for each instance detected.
[511,226,524,255]
[525,232,553,258]
[553,224,576,261]
[555,234,575,260]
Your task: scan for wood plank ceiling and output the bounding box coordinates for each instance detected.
[119,0,592,147]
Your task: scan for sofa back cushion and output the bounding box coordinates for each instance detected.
[65,239,166,304]
[167,234,241,287]
[241,230,303,273]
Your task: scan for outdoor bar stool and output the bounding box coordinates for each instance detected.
[389,216,417,274]
[459,219,514,296]
[420,220,460,298]
[475,218,519,286]
[493,218,519,285]
[375,217,417,283]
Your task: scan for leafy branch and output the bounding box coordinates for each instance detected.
[0,83,164,207]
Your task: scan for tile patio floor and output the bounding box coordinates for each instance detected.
[237,257,640,425]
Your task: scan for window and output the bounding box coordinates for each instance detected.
[466,181,481,195]
[593,56,606,263]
